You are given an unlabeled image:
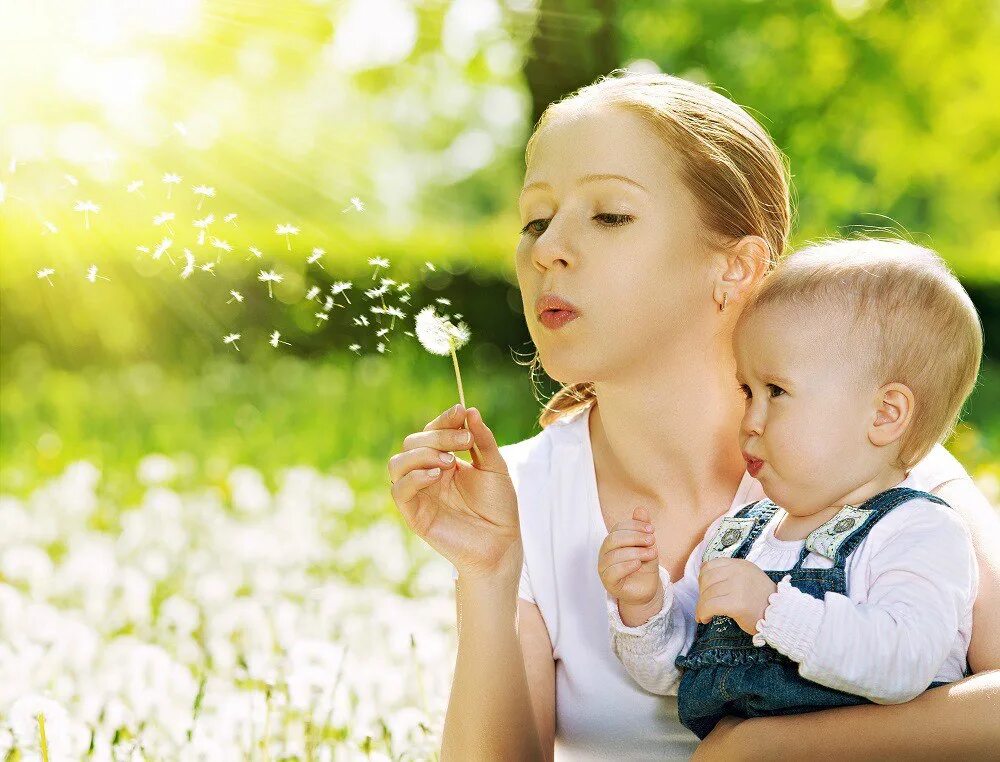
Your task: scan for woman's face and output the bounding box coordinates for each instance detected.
[515,105,720,385]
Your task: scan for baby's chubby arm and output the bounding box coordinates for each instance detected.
[599,507,716,695]
[754,501,978,704]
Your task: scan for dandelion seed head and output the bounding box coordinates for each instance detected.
[415,305,470,356]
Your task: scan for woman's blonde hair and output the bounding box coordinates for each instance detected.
[527,69,793,428]
[735,238,983,471]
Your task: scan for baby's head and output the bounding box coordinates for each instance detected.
[733,238,982,515]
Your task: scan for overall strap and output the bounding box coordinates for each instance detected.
[832,487,949,566]
[701,500,780,563]
[731,500,781,560]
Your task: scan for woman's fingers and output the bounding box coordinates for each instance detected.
[401,427,474,457]
[422,403,466,432]
[388,445,458,485]
[390,466,443,521]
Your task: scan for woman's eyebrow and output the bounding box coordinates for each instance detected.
[519,173,649,197]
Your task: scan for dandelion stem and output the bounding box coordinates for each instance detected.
[449,340,483,462]
[38,712,49,762]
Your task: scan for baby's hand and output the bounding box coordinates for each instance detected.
[598,506,663,626]
[695,558,777,635]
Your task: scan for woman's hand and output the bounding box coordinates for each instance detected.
[388,403,522,584]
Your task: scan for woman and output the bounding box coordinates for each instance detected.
[387,71,1000,760]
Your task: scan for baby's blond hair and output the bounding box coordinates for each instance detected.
[736,238,983,471]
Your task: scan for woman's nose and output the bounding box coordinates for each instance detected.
[530,220,573,272]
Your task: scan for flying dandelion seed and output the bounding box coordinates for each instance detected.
[211,237,232,255]
[397,282,411,292]
[275,224,299,251]
[368,256,389,280]
[227,290,244,304]
[222,333,241,351]
[330,281,352,305]
[415,305,482,461]
[153,211,175,234]
[36,267,55,286]
[246,246,263,261]
[126,179,145,197]
[0,181,5,205]
[152,237,174,263]
[353,315,369,327]
[376,327,390,338]
[136,245,150,255]
[86,265,110,283]
[63,174,79,187]
[173,121,188,137]
[436,298,451,306]
[162,173,181,199]
[386,306,406,329]
[305,286,321,301]
[307,247,325,269]
[315,312,329,326]
[403,331,414,337]
[42,220,58,235]
[322,295,334,311]
[73,200,99,229]
[424,261,436,272]
[258,269,284,298]
[223,213,238,224]
[193,185,216,210]
[269,330,291,348]
[340,196,365,213]
[348,343,361,353]
[400,294,411,304]
[180,249,196,279]
[200,261,217,276]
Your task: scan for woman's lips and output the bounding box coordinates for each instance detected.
[538,309,579,329]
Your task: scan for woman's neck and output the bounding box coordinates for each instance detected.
[588,346,747,522]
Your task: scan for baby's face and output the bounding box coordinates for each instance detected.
[733,302,883,516]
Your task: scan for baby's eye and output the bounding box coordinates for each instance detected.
[767,384,785,398]
[738,383,785,399]
[520,218,549,236]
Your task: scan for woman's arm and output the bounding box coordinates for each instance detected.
[693,476,1000,760]
[693,673,1000,761]
[441,571,551,761]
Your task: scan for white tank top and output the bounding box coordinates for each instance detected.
[452,401,970,760]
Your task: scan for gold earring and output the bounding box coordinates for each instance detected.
[720,293,728,312]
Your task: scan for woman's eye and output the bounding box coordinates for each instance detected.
[767,384,785,397]
[595,213,633,227]
[520,218,549,236]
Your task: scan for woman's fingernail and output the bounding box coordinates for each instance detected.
[427,467,442,478]
[460,430,472,444]
[644,524,654,533]
[441,451,455,464]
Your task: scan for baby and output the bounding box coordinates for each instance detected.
[598,239,981,739]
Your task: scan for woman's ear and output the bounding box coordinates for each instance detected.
[868,383,915,448]
[717,235,770,307]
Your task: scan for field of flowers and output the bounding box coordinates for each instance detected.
[0,454,457,760]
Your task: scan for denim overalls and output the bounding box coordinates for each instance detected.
[675,486,952,739]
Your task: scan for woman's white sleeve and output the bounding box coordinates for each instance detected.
[754,502,977,704]
[605,528,710,696]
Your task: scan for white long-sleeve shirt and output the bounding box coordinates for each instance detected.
[607,471,978,705]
